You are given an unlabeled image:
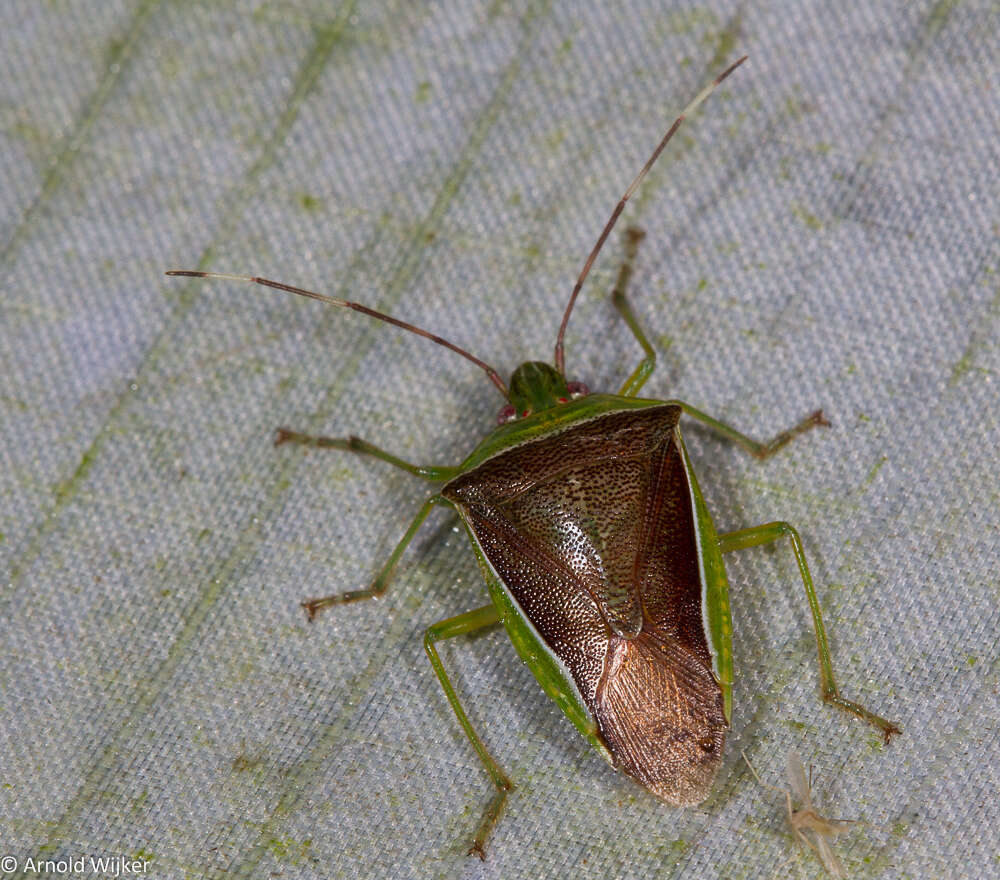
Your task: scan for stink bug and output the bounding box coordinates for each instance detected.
[168,55,900,858]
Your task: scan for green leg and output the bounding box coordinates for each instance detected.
[718,522,900,742]
[275,428,459,481]
[676,401,829,460]
[612,227,827,452]
[424,605,510,860]
[301,495,446,620]
[612,227,657,398]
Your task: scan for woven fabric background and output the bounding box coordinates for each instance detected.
[2,2,998,878]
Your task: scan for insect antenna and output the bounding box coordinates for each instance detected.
[165,270,509,398]
[553,55,748,376]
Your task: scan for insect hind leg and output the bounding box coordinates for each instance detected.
[719,521,901,742]
[424,605,510,859]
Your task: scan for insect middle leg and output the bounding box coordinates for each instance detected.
[718,521,901,742]
[424,604,511,860]
[276,429,459,617]
[300,494,446,619]
[675,403,829,460]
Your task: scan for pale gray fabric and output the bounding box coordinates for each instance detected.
[2,2,998,879]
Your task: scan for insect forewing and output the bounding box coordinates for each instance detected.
[787,750,812,804]
[444,404,728,804]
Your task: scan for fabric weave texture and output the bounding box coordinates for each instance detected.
[1,2,997,878]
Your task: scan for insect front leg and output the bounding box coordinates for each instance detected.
[275,428,460,480]
[300,494,445,619]
[674,401,829,459]
[423,605,511,860]
[611,226,657,398]
[719,522,901,742]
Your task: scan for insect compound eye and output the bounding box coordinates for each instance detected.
[497,404,518,425]
[566,381,590,399]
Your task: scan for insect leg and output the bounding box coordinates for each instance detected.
[718,522,901,743]
[275,428,459,480]
[612,227,656,397]
[674,402,829,459]
[424,604,510,860]
[301,495,446,619]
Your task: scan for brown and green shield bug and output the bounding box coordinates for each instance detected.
[168,56,900,858]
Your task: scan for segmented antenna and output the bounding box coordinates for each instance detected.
[553,55,748,376]
[165,271,509,398]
